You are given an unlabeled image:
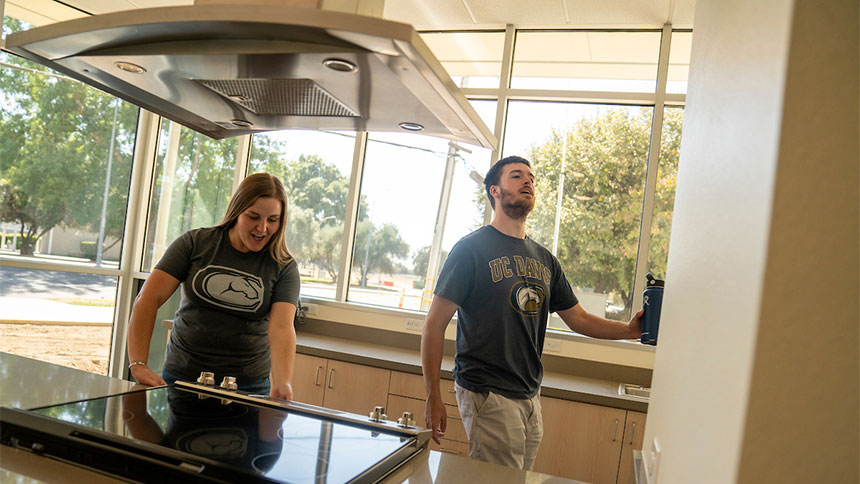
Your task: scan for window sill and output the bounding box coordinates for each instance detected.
[300,296,656,370]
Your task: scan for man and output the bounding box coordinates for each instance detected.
[420,155,642,470]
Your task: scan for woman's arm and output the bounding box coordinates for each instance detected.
[268,301,298,400]
[127,269,181,386]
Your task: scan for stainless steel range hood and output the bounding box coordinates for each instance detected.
[4,5,497,149]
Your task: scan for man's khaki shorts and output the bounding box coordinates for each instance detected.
[454,382,543,470]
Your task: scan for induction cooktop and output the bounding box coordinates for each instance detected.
[0,380,430,483]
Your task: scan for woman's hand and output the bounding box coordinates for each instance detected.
[130,364,166,387]
[270,381,293,401]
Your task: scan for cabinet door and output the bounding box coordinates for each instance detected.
[322,360,391,415]
[533,396,627,484]
[617,411,647,484]
[291,353,327,407]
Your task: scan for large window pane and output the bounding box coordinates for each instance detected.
[667,31,693,94]
[647,107,684,278]
[349,132,491,310]
[142,120,239,271]
[0,266,116,374]
[249,130,357,300]
[512,31,661,92]
[1,17,138,268]
[420,31,506,88]
[504,102,653,326]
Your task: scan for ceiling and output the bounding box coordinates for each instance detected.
[4,0,695,30]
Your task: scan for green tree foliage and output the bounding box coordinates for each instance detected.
[412,245,449,276]
[353,220,409,287]
[1,18,138,256]
[525,107,683,317]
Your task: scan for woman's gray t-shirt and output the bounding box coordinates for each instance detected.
[156,226,300,383]
[434,225,578,399]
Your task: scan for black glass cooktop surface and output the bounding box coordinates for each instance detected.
[22,384,415,483]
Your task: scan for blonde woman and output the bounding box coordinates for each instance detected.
[127,173,300,400]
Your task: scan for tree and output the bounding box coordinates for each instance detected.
[1,19,138,256]
[353,220,409,287]
[523,107,684,318]
[412,245,449,276]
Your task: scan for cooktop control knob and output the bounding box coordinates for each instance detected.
[369,406,387,422]
[196,371,215,385]
[220,376,238,390]
[397,411,415,428]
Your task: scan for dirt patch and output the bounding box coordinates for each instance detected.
[0,323,112,375]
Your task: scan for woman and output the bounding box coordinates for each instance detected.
[127,173,300,400]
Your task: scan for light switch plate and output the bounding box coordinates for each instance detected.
[405,319,423,331]
[303,303,318,316]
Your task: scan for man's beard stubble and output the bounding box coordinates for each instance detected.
[499,187,535,220]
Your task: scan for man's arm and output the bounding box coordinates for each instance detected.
[420,294,459,444]
[556,303,643,340]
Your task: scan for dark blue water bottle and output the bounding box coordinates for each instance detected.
[641,273,664,346]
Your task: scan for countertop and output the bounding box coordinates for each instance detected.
[0,352,584,483]
[295,332,649,412]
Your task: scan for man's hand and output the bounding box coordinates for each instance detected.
[627,309,644,338]
[271,382,293,401]
[425,393,447,444]
[130,365,166,387]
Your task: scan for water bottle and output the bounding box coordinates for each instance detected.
[641,273,664,346]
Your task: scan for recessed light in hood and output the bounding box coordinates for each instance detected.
[4,4,496,149]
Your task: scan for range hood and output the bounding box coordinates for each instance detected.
[4,4,497,149]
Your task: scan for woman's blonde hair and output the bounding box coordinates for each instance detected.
[218,172,292,266]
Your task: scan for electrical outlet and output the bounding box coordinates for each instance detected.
[405,319,424,331]
[544,339,562,352]
[303,303,318,316]
[646,437,661,483]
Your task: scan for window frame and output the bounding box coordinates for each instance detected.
[2,24,688,377]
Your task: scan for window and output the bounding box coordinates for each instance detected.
[420,31,506,88]
[1,21,138,267]
[142,120,239,271]
[667,31,693,94]
[349,129,492,310]
[512,31,662,92]
[504,102,653,325]
[647,107,684,278]
[248,130,357,299]
[0,16,138,374]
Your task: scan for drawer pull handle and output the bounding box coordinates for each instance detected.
[328,368,335,389]
[440,447,461,455]
[612,419,619,442]
[629,422,636,445]
[314,367,323,386]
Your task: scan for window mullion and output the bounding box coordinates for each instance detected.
[108,109,159,379]
[632,23,673,312]
[335,131,368,301]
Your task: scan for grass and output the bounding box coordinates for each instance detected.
[47,298,115,307]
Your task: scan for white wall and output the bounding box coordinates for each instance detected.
[641,0,859,483]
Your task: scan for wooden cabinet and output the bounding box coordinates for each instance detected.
[386,371,469,457]
[293,354,646,482]
[291,353,391,416]
[533,396,628,484]
[616,411,647,484]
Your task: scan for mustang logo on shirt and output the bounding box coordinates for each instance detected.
[509,281,546,316]
[192,265,264,312]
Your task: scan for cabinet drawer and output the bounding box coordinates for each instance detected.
[387,395,468,443]
[389,371,457,406]
[429,438,466,457]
